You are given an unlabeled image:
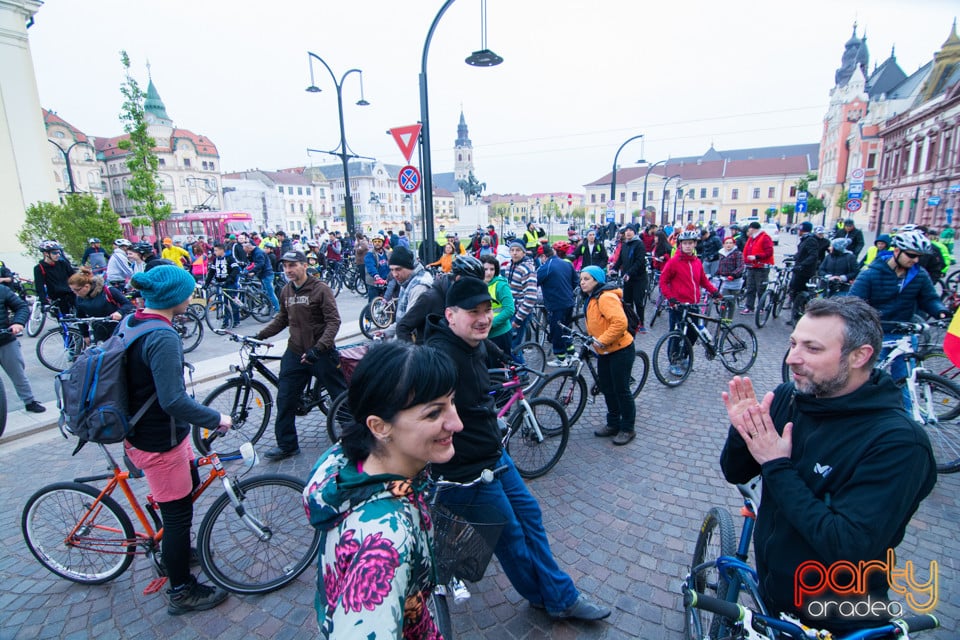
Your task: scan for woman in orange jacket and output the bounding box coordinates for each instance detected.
[579,265,636,446]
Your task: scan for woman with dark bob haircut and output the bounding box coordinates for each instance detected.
[304,342,462,638]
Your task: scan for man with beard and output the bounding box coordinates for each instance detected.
[719,297,936,635]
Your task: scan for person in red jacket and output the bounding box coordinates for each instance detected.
[659,229,720,376]
[740,221,774,314]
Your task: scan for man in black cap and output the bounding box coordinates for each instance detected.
[786,221,819,325]
[425,278,612,623]
[254,250,346,459]
[388,246,434,342]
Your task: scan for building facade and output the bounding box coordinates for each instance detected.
[43,109,104,200]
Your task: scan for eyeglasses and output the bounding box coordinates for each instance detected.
[902,252,921,260]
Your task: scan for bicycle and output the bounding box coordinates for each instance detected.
[369,295,397,329]
[653,303,758,386]
[681,479,940,639]
[428,467,508,640]
[754,257,794,329]
[171,307,204,354]
[26,295,72,338]
[36,314,117,372]
[0,328,14,437]
[204,282,272,331]
[535,327,649,426]
[194,331,332,458]
[21,433,321,595]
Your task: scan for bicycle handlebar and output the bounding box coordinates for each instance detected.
[432,465,508,492]
[214,329,274,348]
[880,321,925,335]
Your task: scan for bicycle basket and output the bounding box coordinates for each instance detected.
[431,503,506,583]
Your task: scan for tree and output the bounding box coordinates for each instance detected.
[796,171,817,195]
[806,196,825,218]
[17,195,122,262]
[836,189,849,215]
[118,51,171,240]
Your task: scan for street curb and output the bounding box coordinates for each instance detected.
[0,330,365,445]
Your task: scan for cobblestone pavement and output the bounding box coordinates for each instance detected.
[2,238,958,639]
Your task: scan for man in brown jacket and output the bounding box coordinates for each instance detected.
[255,250,347,459]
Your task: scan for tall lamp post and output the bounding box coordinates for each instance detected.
[660,174,681,226]
[305,52,370,238]
[641,158,669,212]
[609,134,645,223]
[674,184,688,225]
[419,0,503,263]
[49,138,95,194]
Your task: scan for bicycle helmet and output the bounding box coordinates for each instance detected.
[813,225,826,234]
[132,241,155,255]
[451,254,484,279]
[88,237,101,244]
[891,230,932,254]
[38,240,61,252]
[899,224,917,233]
[552,240,571,254]
[114,238,132,248]
[677,229,700,242]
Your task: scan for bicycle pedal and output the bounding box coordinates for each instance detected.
[143,577,168,595]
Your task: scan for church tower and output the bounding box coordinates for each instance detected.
[454,110,473,182]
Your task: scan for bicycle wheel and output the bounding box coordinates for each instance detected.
[536,369,587,427]
[354,274,367,297]
[717,323,758,375]
[22,482,135,584]
[369,296,395,328]
[326,390,352,443]
[630,348,650,398]
[188,301,207,320]
[914,371,960,473]
[516,340,547,383]
[0,376,6,438]
[173,309,204,354]
[921,350,959,381]
[430,592,454,640]
[648,295,667,328]
[505,398,569,479]
[684,506,736,640]
[205,295,234,331]
[652,330,695,387]
[359,304,377,339]
[196,379,273,458]
[781,348,791,384]
[26,299,46,337]
[197,474,320,594]
[754,290,773,328]
[247,292,274,322]
[36,327,84,372]
[772,288,787,318]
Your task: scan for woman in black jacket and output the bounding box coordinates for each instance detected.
[818,238,860,296]
[68,267,136,343]
[574,229,608,268]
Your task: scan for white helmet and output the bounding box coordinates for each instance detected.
[891,230,931,254]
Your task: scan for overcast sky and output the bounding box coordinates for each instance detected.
[28,0,958,195]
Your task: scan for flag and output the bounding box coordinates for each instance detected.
[943,312,960,367]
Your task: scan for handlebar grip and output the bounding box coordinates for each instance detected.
[899,615,939,632]
[683,590,744,623]
[201,428,222,450]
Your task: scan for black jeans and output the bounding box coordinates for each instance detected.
[597,345,636,433]
[158,463,200,588]
[274,349,348,451]
[546,307,573,357]
[622,276,647,326]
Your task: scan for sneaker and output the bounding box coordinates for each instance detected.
[546,358,568,368]
[167,577,228,615]
[549,595,611,621]
[636,326,647,334]
[594,426,618,438]
[612,431,636,446]
[669,365,685,377]
[25,401,46,413]
[740,308,754,315]
[263,446,301,461]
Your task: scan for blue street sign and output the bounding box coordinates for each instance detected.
[949,184,960,193]
[848,184,864,199]
[928,196,942,206]
[947,208,954,224]
[797,191,808,202]
[795,202,807,213]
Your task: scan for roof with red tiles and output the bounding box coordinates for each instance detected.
[93,127,219,160]
[42,109,89,143]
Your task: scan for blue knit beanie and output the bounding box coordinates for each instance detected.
[582,265,606,284]
[131,265,196,310]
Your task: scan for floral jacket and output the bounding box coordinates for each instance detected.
[304,444,441,639]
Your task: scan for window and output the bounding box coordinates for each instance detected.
[299,203,304,213]
[306,187,312,195]
[590,194,596,203]
[731,189,739,200]
[158,158,165,166]
[751,209,759,216]
[631,191,638,201]
[620,192,625,202]
[752,188,760,199]
[183,159,191,168]
[288,187,294,195]
[600,194,605,203]
[789,186,797,197]
[648,190,655,202]
[201,161,208,170]
[867,153,877,169]
[712,187,719,197]
[290,203,295,212]
[700,188,707,198]
[297,187,303,195]
[278,186,284,193]
[688,190,695,200]
[767,187,775,198]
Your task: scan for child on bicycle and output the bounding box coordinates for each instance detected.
[304,342,462,638]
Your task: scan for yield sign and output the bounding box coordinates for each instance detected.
[389,124,422,163]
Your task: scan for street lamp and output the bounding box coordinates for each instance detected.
[660,174,681,226]
[419,0,503,263]
[305,51,370,238]
[48,138,95,194]
[610,134,644,222]
[674,184,689,225]
[641,159,669,212]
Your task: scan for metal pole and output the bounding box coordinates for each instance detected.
[642,159,668,212]
[610,134,644,220]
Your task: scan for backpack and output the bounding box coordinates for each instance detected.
[55,316,176,444]
[621,298,641,336]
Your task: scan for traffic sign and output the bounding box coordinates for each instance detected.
[846,198,862,213]
[567,193,573,207]
[948,208,954,224]
[928,196,942,206]
[389,124,422,163]
[605,205,616,223]
[851,168,865,181]
[950,185,960,193]
[797,191,808,202]
[795,202,807,213]
[848,184,864,199]
[398,165,421,193]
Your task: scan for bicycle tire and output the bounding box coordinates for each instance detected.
[431,592,454,640]
[536,369,587,427]
[921,350,959,381]
[197,379,273,458]
[197,474,320,594]
[370,296,395,328]
[188,301,207,320]
[247,292,274,322]
[354,274,367,297]
[26,299,46,337]
[0,376,6,438]
[772,288,787,318]
[781,348,791,384]
[205,295,236,331]
[652,330,695,387]
[505,397,569,479]
[359,304,377,339]
[516,340,547,385]
[631,348,650,398]
[717,323,758,375]
[648,295,667,328]
[36,327,84,372]
[22,482,135,584]
[684,506,736,640]
[754,290,773,329]
[173,309,204,354]
[914,371,960,473]
[326,390,352,443]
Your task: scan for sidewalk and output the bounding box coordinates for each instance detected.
[0,326,364,445]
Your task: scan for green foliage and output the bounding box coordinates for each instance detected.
[17,195,122,262]
[796,171,817,194]
[806,196,825,217]
[836,189,849,213]
[570,207,586,223]
[118,51,171,234]
[781,204,796,215]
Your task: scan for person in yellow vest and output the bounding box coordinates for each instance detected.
[481,254,516,357]
[860,234,891,270]
[523,222,546,255]
[162,238,190,268]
